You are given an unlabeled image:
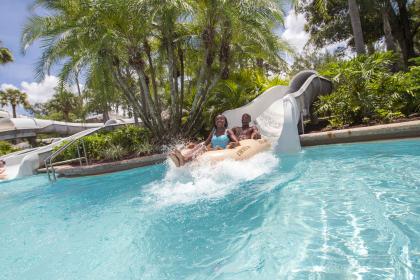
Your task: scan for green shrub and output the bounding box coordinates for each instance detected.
[53,125,153,163]
[403,57,420,113]
[133,142,153,156]
[108,125,151,153]
[316,52,420,128]
[0,141,18,156]
[99,144,127,161]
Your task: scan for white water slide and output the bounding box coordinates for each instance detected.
[224,70,332,153]
[0,119,134,180]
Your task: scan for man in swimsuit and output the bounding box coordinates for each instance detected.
[232,113,261,140]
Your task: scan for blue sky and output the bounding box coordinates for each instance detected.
[0,0,44,86]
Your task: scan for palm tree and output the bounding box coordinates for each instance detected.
[22,0,289,140]
[84,59,121,123]
[0,41,13,65]
[0,88,30,118]
[47,89,78,122]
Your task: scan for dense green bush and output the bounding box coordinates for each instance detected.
[315,52,420,128]
[107,125,151,149]
[99,144,127,161]
[0,141,19,156]
[53,125,153,163]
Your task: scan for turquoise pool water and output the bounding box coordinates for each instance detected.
[1,139,420,279]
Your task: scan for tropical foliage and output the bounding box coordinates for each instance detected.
[0,41,13,65]
[30,88,81,122]
[47,89,80,122]
[0,88,30,118]
[315,52,420,128]
[0,141,19,156]
[22,0,289,141]
[297,0,419,67]
[54,125,153,162]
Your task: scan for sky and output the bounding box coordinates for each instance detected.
[0,0,310,112]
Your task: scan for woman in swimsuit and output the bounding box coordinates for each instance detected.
[170,114,240,167]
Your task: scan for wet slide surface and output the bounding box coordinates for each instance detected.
[2,126,104,179]
[1,138,419,279]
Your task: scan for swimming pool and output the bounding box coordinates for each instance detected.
[1,139,419,279]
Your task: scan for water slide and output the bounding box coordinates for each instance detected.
[223,70,332,152]
[1,70,331,180]
[0,118,105,141]
[0,118,134,180]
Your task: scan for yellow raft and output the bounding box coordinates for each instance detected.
[198,138,271,163]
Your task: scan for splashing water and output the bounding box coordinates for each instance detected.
[145,151,279,206]
[1,139,420,279]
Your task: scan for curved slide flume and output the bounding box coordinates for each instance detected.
[2,127,103,180]
[0,118,105,141]
[223,70,332,153]
[0,119,135,180]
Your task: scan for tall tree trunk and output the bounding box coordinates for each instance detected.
[12,105,16,118]
[144,40,161,116]
[348,0,366,55]
[187,24,217,132]
[102,110,109,123]
[381,5,397,53]
[134,112,139,125]
[128,50,164,135]
[396,0,416,65]
[164,29,179,133]
[111,65,154,132]
[386,0,415,69]
[178,46,185,128]
[75,71,82,99]
[64,111,70,122]
[219,19,232,79]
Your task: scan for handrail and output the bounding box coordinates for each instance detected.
[44,123,127,182]
[44,126,103,181]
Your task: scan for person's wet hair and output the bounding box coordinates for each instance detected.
[242,113,251,119]
[0,160,5,165]
[214,114,228,129]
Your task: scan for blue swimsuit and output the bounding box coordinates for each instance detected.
[211,130,230,149]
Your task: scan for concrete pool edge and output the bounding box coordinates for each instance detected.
[35,120,420,177]
[300,120,420,146]
[37,154,167,177]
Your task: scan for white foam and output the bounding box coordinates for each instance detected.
[144,151,279,207]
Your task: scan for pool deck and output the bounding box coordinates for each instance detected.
[300,120,420,146]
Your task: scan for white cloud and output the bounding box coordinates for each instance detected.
[1,75,70,116]
[281,10,309,54]
[20,75,59,103]
[1,75,59,104]
[1,75,83,105]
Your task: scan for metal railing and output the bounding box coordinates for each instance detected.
[44,137,88,182]
[43,123,127,182]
